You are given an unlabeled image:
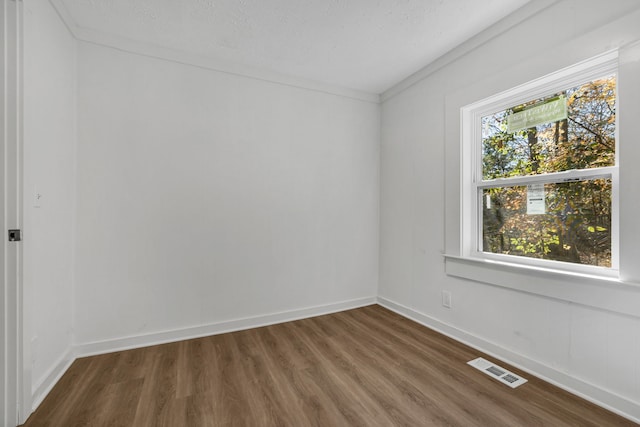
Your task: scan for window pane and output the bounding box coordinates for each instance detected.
[482,179,611,267]
[481,76,616,180]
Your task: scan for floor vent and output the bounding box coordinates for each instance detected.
[467,357,528,388]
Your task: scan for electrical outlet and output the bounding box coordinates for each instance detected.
[442,290,452,308]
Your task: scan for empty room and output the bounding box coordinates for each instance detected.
[2,0,640,425]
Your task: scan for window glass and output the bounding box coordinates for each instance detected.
[477,75,616,268]
[481,76,616,180]
[482,179,612,267]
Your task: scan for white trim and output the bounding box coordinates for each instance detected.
[476,166,616,189]
[469,251,619,279]
[47,0,77,39]
[30,348,74,412]
[380,0,560,102]
[444,255,640,317]
[461,52,619,275]
[464,50,618,118]
[24,296,376,416]
[2,0,25,424]
[376,296,640,424]
[25,294,640,424]
[74,296,376,357]
[1,2,10,423]
[47,1,379,105]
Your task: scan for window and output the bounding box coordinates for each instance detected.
[461,53,618,276]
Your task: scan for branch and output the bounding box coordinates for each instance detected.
[567,117,614,151]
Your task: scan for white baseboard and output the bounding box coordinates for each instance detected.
[31,348,75,412]
[28,296,376,416]
[38,296,638,424]
[376,296,640,424]
[74,296,377,358]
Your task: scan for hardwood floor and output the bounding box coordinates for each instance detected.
[21,305,636,426]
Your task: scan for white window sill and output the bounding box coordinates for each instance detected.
[444,255,640,317]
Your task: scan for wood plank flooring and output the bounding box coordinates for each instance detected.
[21,305,637,426]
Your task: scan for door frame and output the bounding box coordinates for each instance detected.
[2,0,24,425]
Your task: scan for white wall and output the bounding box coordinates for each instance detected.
[25,0,640,423]
[73,42,380,347]
[380,0,640,421]
[23,0,76,411]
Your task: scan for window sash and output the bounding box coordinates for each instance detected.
[473,169,618,273]
[461,51,619,275]
[475,166,617,189]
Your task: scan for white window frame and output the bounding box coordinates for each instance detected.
[460,51,619,278]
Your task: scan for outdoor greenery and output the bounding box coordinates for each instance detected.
[481,76,616,267]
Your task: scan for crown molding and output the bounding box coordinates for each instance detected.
[48,0,79,38]
[47,0,380,104]
[380,0,560,102]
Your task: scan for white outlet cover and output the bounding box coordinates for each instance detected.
[442,290,452,308]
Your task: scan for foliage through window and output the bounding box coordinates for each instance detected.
[472,69,617,270]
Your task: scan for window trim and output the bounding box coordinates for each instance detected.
[460,51,619,278]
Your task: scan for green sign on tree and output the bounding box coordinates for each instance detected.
[507,96,567,133]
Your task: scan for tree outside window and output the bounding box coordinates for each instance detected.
[480,76,616,267]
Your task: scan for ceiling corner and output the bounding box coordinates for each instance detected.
[48,0,80,38]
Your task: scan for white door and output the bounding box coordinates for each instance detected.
[1,0,23,426]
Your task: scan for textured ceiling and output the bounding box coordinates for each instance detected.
[59,0,530,93]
